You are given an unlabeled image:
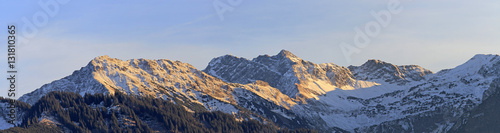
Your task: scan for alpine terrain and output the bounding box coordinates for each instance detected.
[2,50,499,133]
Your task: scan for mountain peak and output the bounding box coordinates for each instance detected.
[350,59,432,84]
[89,55,119,65]
[93,55,111,60]
[438,54,499,77]
[471,54,499,61]
[207,54,249,68]
[363,59,390,67]
[277,49,299,60]
[221,54,244,60]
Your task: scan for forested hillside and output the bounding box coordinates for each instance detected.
[1,92,316,133]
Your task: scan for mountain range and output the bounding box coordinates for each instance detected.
[2,50,499,132]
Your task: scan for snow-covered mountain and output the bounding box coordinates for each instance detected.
[17,55,303,129]
[13,50,500,132]
[205,50,500,132]
[204,50,379,102]
[351,54,500,132]
[20,56,293,107]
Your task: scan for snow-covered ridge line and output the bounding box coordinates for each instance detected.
[204,51,500,132]
[19,55,297,111]
[16,51,500,132]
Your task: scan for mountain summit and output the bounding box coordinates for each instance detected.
[348,59,433,85]
[275,49,300,61]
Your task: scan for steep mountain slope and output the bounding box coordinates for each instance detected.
[446,55,500,133]
[448,77,500,133]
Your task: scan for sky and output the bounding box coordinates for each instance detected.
[0,0,499,98]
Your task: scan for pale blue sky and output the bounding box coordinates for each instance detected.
[1,0,499,98]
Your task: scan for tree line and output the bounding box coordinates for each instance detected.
[1,91,317,133]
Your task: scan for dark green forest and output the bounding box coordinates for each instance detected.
[1,92,316,133]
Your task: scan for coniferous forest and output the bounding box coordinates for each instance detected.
[0,92,317,133]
